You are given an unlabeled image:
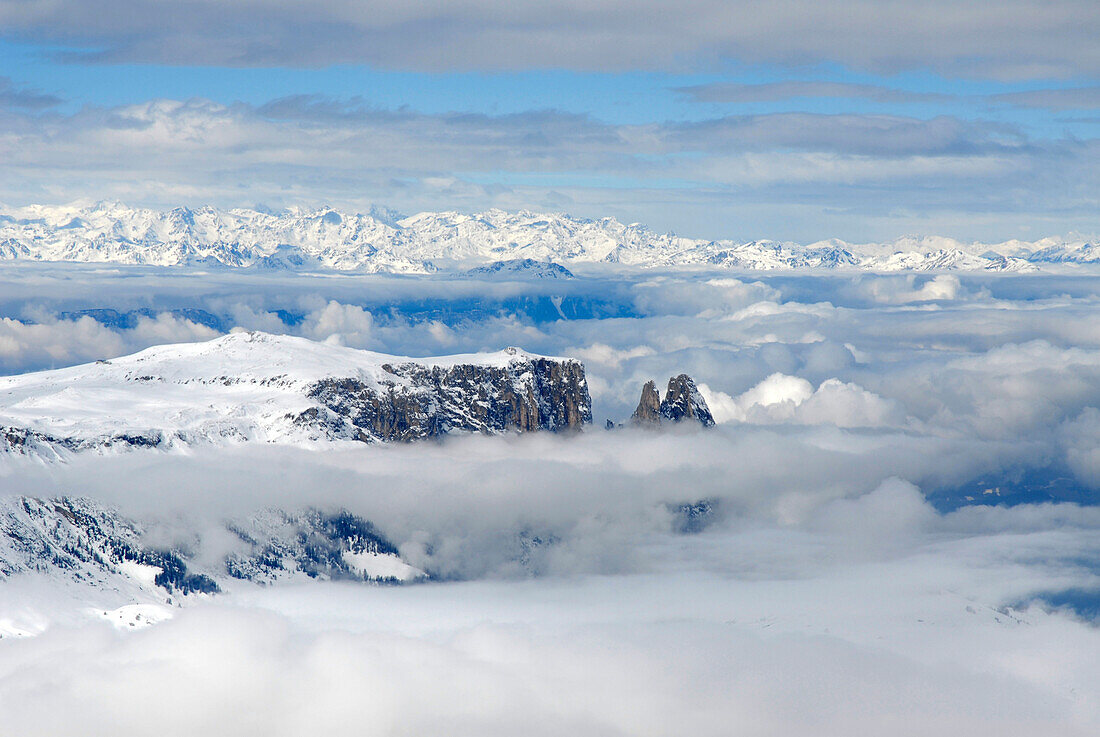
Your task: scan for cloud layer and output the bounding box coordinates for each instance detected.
[3,267,1100,732]
[3,0,1099,80]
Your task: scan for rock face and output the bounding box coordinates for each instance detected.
[631,380,662,425]
[660,374,716,427]
[630,374,714,428]
[299,355,592,442]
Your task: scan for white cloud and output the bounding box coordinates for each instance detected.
[567,342,657,370]
[301,300,375,347]
[701,374,903,428]
[813,477,938,545]
[2,588,1096,737]
[4,445,1100,735]
[797,379,908,428]
[858,274,965,304]
[0,314,217,374]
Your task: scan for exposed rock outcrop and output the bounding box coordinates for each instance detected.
[630,380,662,425]
[299,354,593,442]
[660,374,716,427]
[630,374,714,428]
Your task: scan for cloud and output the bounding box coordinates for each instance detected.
[567,342,657,370]
[0,313,218,374]
[2,587,1097,737]
[700,374,904,428]
[0,77,62,111]
[797,379,907,427]
[676,81,1100,114]
[812,477,938,547]
[0,94,1094,243]
[851,274,968,304]
[992,86,1100,110]
[300,300,375,347]
[4,430,1100,735]
[5,267,1100,733]
[675,81,952,105]
[664,114,1025,157]
[1,1,1099,80]
[1061,408,1100,488]
[707,372,814,422]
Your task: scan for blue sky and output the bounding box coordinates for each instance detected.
[1,1,1098,242]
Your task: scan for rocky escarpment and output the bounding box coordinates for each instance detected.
[631,374,715,428]
[297,353,592,442]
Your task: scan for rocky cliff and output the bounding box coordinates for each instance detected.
[299,354,592,442]
[630,380,663,425]
[631,374,715,428]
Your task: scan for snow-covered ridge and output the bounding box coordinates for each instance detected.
[0,332,592,452]
[0,496,425,618]
[1,201,1093,272]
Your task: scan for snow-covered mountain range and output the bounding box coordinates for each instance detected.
[2,201,1095,273]
[0,332,592,455]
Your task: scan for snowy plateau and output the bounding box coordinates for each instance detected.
[0,331,594,454]
[2,201,1097,273]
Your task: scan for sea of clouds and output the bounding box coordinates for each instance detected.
[3,265,1100,734]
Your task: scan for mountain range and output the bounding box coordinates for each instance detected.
[3,201,1097,273]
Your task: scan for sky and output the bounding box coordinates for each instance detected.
[1,0,1099,242]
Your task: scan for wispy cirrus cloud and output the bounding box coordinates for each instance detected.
[676,80,1100,114]
[991,86,1100,110]
[0,76,61,110]
[674,81,953,105]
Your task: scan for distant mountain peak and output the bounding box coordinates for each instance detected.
[465,258,575,279]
